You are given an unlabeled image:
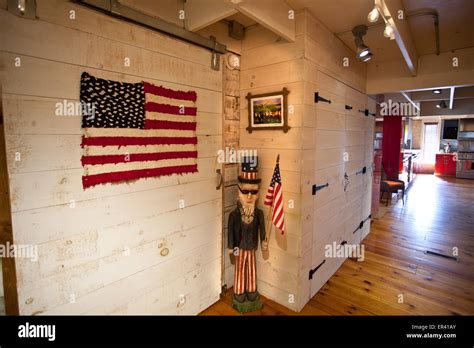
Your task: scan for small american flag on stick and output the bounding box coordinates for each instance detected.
[80,72,198,189]
[264,155,285,234]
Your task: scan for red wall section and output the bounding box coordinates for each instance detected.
[382,116,402,180]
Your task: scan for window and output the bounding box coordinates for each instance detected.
[442,119,459,140]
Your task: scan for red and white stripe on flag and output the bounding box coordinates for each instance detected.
[264,162,285,234]
[272,182,285,232]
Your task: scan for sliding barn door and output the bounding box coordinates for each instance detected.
[0,1,223,315]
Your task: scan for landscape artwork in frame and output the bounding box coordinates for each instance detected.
[246,88,290,133]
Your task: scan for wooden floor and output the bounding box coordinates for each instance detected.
[201,174,474,315]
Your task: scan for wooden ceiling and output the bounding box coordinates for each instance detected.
[287,0,474,63]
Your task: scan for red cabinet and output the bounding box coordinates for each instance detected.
[435,154,457,176]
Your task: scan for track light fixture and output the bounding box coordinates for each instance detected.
[7,0,36,18]
[383,24,394,39]
[436,100,447,109]
[352,25,372,62]
[367,1,395,40]
[367,6,380,23]
[433,89,442,94]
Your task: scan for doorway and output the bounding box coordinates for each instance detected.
[422,123,439,163]
[419,122,439,173]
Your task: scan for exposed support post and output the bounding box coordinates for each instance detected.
[449,87,455,110]
[378,0,418,76]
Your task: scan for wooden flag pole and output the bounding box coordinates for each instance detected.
[265,206,272,244]
[265,154,279,244]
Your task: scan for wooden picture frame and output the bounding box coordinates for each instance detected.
[246,88,290,133]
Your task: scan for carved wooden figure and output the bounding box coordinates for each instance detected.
[228,156,267,312]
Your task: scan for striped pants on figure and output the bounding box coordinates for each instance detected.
[234,249,257,295]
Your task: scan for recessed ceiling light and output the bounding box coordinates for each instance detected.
[433,89,442,94]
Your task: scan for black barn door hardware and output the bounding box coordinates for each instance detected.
[312,183,329,195]
[353,220,364,234]
[353,214,371,234]
[355,166,367,175]
[314,92,331,104]
[76,0,227,55]
[424,250,459,262]
[345,105,353,110]
[309,260,326,279]
[358,109,376,117]
[343,172,349,191]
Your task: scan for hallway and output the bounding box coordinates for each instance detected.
[202,175,474,315]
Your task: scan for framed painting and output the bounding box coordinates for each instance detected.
[246,88,290,133]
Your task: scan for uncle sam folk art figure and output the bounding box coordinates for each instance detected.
[228,156,268,312]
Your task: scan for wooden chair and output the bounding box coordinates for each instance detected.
[380,163,405,206]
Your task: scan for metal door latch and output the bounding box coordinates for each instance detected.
[312,182,329,195]
[309,260,326,280]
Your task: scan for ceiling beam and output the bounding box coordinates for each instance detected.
[366,47,474,94]
[420,98,474,116]
[377,0,418,76]
[184,0,238,32]
[401,91,420,111]
[449,87,455,109]
[230,0,295,42]
[409,89,450,101]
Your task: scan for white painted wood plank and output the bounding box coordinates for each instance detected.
[1,53,223,107]
[12,178,221,246]
[32,0,209,66]
[0,10,221,91]
[23,242,221,315]
[18,201,222,283]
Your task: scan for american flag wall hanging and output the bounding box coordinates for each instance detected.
[80,72,198,189]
